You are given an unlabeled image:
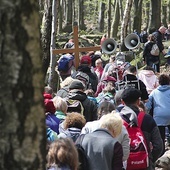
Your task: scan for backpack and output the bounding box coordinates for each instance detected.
[66,99,84,115]
[58,54,74,72]
[75,71,90,90]
[123,112,149,170]
[150,44,160,56]
[75,134,89,170]
[96,93,114,105]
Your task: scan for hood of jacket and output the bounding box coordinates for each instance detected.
[139,70,156,77]
[157,85,170,92]
[120,105,139,125]
[77,65,91,73]
[61,127,81,142]
[67,90,87,102]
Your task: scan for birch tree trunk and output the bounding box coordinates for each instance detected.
[41,0,52,74]
[48,0,60,93]
[120,0,133,51]
[0,0,46,169]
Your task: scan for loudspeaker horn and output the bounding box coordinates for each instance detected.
[101,38,117,54]
[124,33,140,50]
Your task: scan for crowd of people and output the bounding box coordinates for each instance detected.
[44,27,170,170]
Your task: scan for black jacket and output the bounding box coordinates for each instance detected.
[65,90,97,122]
[143,41,159,65]
[117,74,148,101]
[152,30,164,52]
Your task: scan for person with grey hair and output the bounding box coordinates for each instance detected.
[56,76,74,98]
[81,102,130,169]
[78,113,123,170]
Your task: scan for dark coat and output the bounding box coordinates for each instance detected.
[152,30,164,52]
[117,74,148,101]
[65,90,97,122]
[143,41,159,65]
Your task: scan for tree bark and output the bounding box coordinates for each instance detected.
[149,0,161,31]
[79,0,86,30]
[0,0,46,170]
[162,4,167,27]
[41,0,52,74]
[63,0,73,32]
[133,0,143,33]
[107,0,111,38]
[98,2,106,32]
[120,0,133,51]
[111,0,120,38]
[48,0,60,93]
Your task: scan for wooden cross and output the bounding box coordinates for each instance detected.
[52,22,101,69]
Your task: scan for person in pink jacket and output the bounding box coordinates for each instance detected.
[138,66,159,94]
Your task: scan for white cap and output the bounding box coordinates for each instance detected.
[95,51,102,56]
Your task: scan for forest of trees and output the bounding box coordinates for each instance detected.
[0,0,170,169]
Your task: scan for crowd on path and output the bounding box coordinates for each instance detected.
[45,26,170,170]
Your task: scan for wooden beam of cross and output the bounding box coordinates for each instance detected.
[52,22,101,69]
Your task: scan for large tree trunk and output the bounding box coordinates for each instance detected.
[63,0,73,32]
[58,0,63,33]
[0,1,46,170]
[98,2,106,32]
[111,0,120,39]
[107,0,112,38]
[162,4,168,27]
[149,0,161,32]
[41,0,52,74]
[79,0,86,30]
[48,0,60,93]
[120,0,133,51]
[143,1,150,31]
[133,0,143,33]
[168,1,170,23]
[119,0,123,20]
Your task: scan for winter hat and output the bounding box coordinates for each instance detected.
[69,80,85,90]
[80,55,92,65]
[94,51,102,57]
[43,93,53,99]
[44,99,55,113]
[121,88,141,105]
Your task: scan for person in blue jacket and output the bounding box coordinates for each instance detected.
[145,74,170,154]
